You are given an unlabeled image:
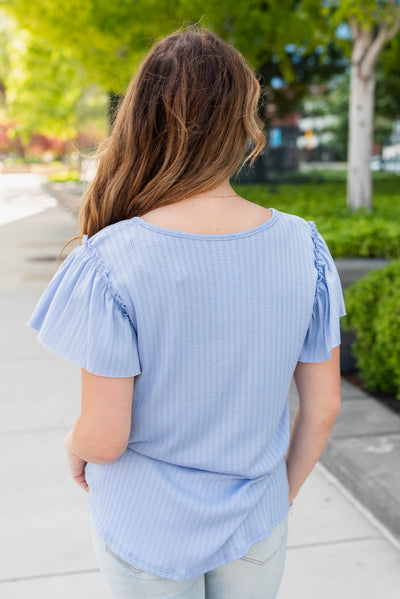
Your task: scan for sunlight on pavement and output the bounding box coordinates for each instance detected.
[0,173,57,226]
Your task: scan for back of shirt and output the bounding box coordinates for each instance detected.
[26,207,346,580]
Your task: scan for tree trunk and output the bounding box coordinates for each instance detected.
[346,9,400,211]
[347,40,376,212]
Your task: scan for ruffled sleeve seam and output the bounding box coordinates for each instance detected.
[81,235,137,329]
[307,221,326,301]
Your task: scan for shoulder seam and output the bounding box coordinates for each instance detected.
[306,221,326,301]
[81,239,136,328]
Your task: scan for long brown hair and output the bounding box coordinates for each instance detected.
[58,24,266,264]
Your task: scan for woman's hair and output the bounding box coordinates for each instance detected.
[58,24,266,262]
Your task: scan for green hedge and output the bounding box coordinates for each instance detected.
[322,218,400,258]
[341,259,400,400]
[234,174,400,258]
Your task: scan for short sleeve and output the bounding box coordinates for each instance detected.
[26,235,141,377]
[298,222,347,363]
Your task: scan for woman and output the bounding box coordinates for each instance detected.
[26,25,346,599]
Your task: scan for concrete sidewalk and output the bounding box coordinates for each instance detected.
[1,179,400,597]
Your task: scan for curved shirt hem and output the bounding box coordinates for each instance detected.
[91,504,290,581]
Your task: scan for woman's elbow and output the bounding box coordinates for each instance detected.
[91,444,127,464]
[73,422,128,463]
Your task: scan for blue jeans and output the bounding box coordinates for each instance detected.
[90,512,289,599]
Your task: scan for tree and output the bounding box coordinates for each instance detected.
[2,0,187,127]
[325,1,400,211]
[3,1,344,127]
[6,0,400,195]
[0,11,108,149]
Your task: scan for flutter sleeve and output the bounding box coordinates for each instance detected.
[298,222,347,363]
[26,235,141,377]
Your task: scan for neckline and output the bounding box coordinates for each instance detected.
[134,208,279,240]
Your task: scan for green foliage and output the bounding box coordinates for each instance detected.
[3,0,399,161]
[341,259,400,399]
[3,1,344,99]
[2,1,348,140]
[322,0,400,32]
[198,0,337,79]
[322,218,400,258]
[1,11,108,142]
[6,29,84,140]
[377,34,400,120]
[47,170,80,182]
[3,0,188,91]
[233,174,400,258]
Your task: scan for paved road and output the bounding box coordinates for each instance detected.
[1,173,399,598]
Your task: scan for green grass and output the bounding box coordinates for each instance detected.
[233,172,400,258]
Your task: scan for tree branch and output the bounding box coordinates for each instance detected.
[348,15,360,39]
[362,8,400,76]
[352,27,373,66]
[363,24,389,73]
[386,7,400,40]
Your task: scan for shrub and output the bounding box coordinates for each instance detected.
[234,174,400,258]
[341,259,400,399]
[322,218,400,258]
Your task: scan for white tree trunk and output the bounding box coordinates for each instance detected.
[347,39,376,212]
[346,9,400,211]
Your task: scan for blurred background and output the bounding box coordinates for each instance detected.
[1,2,400,598]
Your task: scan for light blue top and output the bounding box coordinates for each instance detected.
[26,207,346,581]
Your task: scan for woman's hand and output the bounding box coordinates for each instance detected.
[64,429,89,493]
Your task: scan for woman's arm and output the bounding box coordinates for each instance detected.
[65,369,135,465]
[285,345,342,503]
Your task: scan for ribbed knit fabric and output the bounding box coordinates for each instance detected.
[26,207,346,581]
